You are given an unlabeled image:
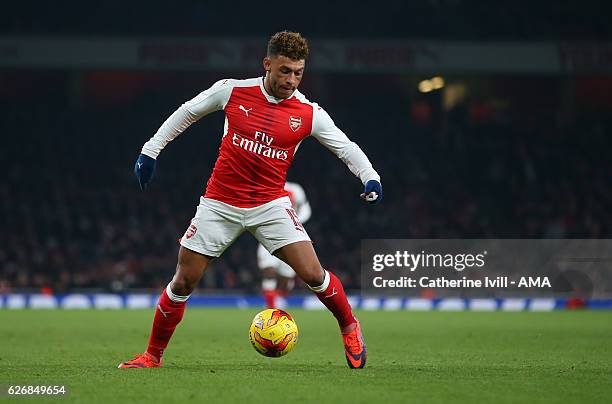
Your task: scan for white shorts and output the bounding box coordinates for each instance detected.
[180,196,311,258]
[257,244,295,278]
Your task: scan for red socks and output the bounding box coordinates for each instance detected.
[145,272,354,361]
[263,290,277,308]
[312,270,356,329]
[146,284,188,361]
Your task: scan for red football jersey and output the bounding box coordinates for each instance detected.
[204,80,313,207]
[141,77,380,208]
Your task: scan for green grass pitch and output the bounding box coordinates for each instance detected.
[1,309,611,403]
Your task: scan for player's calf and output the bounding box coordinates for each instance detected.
[308,270,366,368]
[309,270,356,328]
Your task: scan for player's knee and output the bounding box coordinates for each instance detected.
[278,277,295,292]
[172,269,200,295]
[300,265,325,287]
[277,278,289,291]
[170,276,194,296]
[262,267,276,279]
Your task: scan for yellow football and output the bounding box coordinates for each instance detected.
[248,308,298,357]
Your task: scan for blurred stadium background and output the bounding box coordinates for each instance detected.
[2,0,612,309]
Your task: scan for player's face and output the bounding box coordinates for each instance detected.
[263,55,305,99]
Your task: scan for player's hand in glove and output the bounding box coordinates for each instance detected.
[134,154,156,191]
[360,179,382,204]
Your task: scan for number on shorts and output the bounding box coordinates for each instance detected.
[285,208,304,232]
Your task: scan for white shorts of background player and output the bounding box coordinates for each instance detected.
[257,243,296,278]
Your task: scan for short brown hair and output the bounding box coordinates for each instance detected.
[267,31,309,61]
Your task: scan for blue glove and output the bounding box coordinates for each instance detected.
[134,154,156,191]
[360,180,382,204]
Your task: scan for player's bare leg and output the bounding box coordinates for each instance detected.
[277,275,294,294]
[273,241,324,285]
[261,266,279,308]
[274,241,367,369]
[119,246,213,368]
[171,246,213,295]
[262,268,294,308]
[272,275,294,308]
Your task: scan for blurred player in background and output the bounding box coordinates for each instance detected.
[119,31,382,370]
[259,181,311,308]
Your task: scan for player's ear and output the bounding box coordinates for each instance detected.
[263,57,271,72]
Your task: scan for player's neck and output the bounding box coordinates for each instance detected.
[262,76,277,98]
[262,75,290,100]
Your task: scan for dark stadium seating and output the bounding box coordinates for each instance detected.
[1,71,611,293]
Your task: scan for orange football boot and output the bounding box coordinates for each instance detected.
[342,320,367,369]
[118,352,162,369]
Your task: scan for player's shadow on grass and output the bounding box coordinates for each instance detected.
[168,362,414,374]
[171,362,355,372]
[169,360,571,377]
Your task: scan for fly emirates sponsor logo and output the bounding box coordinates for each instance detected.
[231,131,288,160]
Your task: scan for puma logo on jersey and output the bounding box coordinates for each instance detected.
[239,105,252,117]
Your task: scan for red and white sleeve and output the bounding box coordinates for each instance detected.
[141,79,234,159]
[310,105,381,185]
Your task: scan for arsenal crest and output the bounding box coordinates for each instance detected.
[289,116,302,132]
